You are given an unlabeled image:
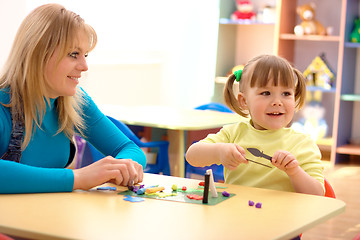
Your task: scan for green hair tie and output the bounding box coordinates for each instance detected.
[234,69,242,82]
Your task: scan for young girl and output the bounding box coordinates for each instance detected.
[186,54,324,196]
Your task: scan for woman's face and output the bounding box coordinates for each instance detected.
[45,31,89,98]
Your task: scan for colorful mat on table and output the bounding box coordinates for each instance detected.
[118,188,235,206]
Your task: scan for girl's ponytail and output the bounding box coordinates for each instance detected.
[293,68,307,110]
[224,73,248,117]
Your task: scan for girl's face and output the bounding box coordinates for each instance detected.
[238,80,295,130]
[45,31,89,98]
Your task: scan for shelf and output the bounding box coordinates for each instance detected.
[337,144,360,156]
[215,77,228,84]
[215,76,241,85]
[219,18,275,25]
[316,138,333,146]
[279,34,341,42]
[340,94,360,101]
[344,42,360,48]
[316,138,333,154]
[307,86,336,93]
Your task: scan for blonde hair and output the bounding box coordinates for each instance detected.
[0,3,97,148]
[224,54,307,117]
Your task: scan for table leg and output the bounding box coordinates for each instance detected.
[167,129,185,177]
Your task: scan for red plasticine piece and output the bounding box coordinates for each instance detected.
[182,186,187,191]
[187,194,203,200]
[199,181,205,186]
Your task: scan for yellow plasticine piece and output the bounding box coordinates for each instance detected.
[156,192,176,198]
[171,184,177,191]
[146,192,177,197]
[145,186,165,194]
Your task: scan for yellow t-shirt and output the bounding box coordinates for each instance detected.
[200,120,324,192]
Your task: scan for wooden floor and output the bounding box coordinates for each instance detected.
[302,161,360,240]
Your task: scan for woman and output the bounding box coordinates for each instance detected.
[0,3,146,193]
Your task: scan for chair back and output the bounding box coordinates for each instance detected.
[81,116,170,175]
[107,116,142,145]
[324,178,336,198]
[74,135,86,169]
[185,103,232,181]
[195,103,233,113]
[0,233,14,240]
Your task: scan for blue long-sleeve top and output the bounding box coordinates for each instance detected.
[0,89,146,193]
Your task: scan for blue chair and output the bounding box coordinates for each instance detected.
[185,162,225,182]
[74,135,86,169]
[195,103,233,113]
[185,103,232,182]
[80,116,171,175]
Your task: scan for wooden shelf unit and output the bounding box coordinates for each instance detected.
[280,34,341,42]
[275,0,360,165]
[337,144,360,156]
[214,0,360,164]
[213,0,276,104]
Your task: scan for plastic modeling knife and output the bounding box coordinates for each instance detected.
[245,158,272,168]
[247,148,272,161]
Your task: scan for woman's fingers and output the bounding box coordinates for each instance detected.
[73,156,145,190]
[96,157,143,186]
[135,163,144,183]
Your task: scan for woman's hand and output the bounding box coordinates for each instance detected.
[72,156,143,190]
[271,150,300,176]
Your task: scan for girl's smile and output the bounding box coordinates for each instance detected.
[239,82,295,130]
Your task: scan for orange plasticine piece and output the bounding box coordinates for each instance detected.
[145,186,165,194]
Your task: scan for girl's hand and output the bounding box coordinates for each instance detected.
[271,150,300,176]
[72,156,143,190]
[218,143,248,170]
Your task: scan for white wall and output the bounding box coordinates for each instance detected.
[0,0,220,108]
[0,0,28,69]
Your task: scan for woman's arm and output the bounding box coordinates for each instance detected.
[72,91,146,188]
[0,160,74,193]
[79,91,146,168]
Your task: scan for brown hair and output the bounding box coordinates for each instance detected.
[224,54,306,117]
[0,3,97,148]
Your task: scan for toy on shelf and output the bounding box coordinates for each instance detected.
[294,2,332,36]
[291,91,328,141]
[259,5,276,24]
[231,0,256,21]
[350,17,360,43]
[303,53,335,90]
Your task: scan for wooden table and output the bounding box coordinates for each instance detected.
[99,105,245,177]
[0,173,346,240]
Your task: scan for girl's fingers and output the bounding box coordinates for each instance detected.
[285,160,296,168]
